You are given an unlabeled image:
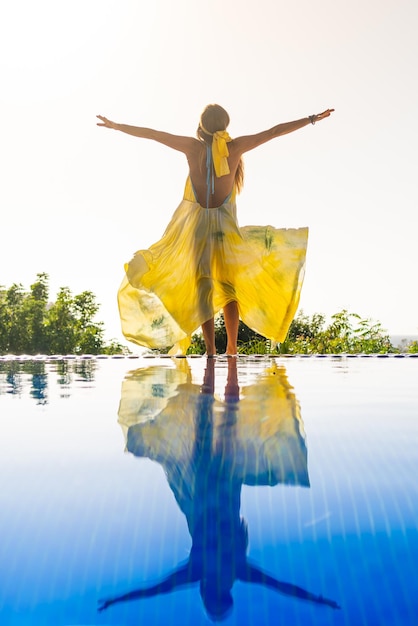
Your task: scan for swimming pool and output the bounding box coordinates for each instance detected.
[0,355,417,625]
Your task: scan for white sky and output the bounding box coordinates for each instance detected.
[1,0,417,346]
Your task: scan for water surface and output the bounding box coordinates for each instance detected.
[0,355,417,625]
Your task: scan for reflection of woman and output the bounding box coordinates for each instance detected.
[97,105,333,355]
[99,359,340,618]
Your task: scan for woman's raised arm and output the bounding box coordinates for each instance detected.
[234,109,334,155]
[96,115,197,154]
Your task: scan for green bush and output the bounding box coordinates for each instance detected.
[0,273,126,355]
[406,340,418,354]
[188,308,397,355]
[280,309,395,354]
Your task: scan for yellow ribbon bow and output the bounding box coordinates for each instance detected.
[211,130,232,177]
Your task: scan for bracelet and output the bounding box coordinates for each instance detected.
[309,115,316,125]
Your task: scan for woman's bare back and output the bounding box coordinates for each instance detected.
[186,140,242,208]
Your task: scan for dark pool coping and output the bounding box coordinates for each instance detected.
[1,353,417,362]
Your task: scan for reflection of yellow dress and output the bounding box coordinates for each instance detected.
[118,362,309,491]
[118,178,308,354]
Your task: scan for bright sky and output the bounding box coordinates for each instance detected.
[1,0,417,347]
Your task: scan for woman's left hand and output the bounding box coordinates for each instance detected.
[312,109,335,123]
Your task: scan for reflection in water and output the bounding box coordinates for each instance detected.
[0,358,97,402]
[99,358,340,619]
[0,360,48,402]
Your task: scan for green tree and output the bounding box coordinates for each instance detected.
[45,287,77,354]
[45,288,107,354]
[284,311,326,344]
[0,287,7,353]
[73,291,104,354]
[0,274,125,355]
[100,338,129,355]
[3,283,27,354]
[27,273,49,354]
[0,274,50,354]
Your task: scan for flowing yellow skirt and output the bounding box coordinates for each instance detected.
[118,178,308,354]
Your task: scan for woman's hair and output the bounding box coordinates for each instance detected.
[197,104,244,193]
[200,582,234,622]
[198,104,230,137]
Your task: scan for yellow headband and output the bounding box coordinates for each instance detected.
[199,121,232,177]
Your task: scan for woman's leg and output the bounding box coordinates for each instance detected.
[202,318,215,356]
[224,300,239,355]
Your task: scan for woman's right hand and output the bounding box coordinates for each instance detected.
[96,115,117,129]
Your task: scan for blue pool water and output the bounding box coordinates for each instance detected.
[0,355,417,625]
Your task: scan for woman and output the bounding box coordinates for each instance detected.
[97,105,333,355]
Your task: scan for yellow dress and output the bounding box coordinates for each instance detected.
[117,177,308,354]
